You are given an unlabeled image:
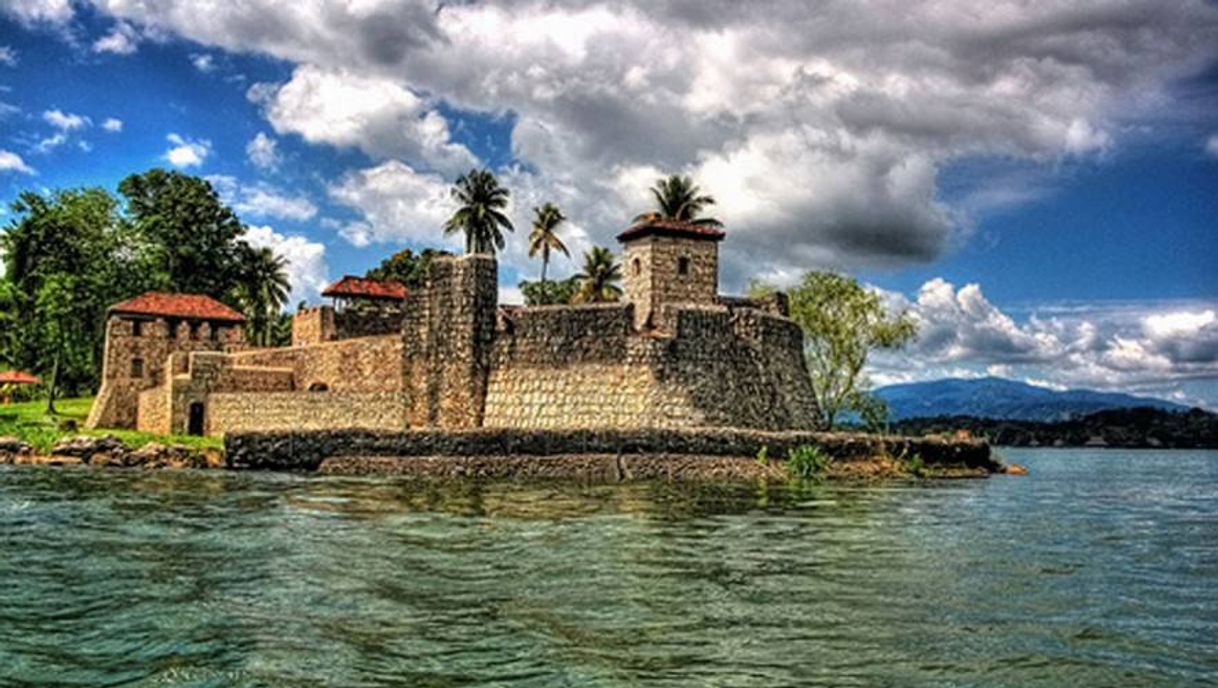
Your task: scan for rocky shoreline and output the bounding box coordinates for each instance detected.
[2,430,1017,480]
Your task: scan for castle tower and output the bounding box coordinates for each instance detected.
[618,219,726,330]
[85,293,246,430]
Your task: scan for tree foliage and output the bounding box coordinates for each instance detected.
[235,245,291,347]
[443,169,514,255]
[528,202,569,287]
[574,247,623,304]
[519,276,581,306]
[365,247,449,289]
[785,271,917,429]
[634,174,722,227]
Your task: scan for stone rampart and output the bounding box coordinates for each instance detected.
[230,335,403,392]
[207,391,408,435]
[225,427,996,472]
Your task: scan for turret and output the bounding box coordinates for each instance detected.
[617,219,725,330]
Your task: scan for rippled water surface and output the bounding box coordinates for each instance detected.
[2,448,1217,686]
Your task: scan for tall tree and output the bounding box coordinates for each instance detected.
[365,247,450,289]
[118,169,246,298]
[634,174,722,227]
[528,203,569,288]
[0,188,127,399]
[234,245,291,347]
[783,271,918,429]
[573,247,623,304]
[443,169,514,255]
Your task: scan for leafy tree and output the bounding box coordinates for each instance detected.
[784,271,917,429]
[634,174,722,227]
[365,247,450,289]
[519,276,581,306]
[527,203,569,288]
[234,245,291,347]
[0,188,128,398]
[573,247,623,304]
[118,168,246,298]
[443,169,514,255]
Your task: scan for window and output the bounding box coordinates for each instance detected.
[131,320,143,337]
[632,258,641,276]
[189,322,201,339]
[678,257,690,276]
[131,358,144,378]
[308,382,330,392]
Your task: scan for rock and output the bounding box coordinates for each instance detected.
[0,436,35,464]
[126,442,211,469]
[50,435,128,462]
[13,453,83,466]
[1003,463,1029,476]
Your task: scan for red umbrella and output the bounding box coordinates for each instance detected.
[0,370,39,385]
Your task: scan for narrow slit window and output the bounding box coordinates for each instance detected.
[678,257,690,276]
[131,358,144,378]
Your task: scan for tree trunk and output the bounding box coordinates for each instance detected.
[46,334,61,415]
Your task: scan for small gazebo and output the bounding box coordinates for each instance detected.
[321,276,408,311]
[0,370,40,405]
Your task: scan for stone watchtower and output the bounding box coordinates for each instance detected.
[85,292,246,430]
[618,219,726,330]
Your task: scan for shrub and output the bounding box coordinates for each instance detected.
[785,444,831,480]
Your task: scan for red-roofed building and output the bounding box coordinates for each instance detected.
[322,276,408,302]
[616,219,727,243]
[109,292,246,323]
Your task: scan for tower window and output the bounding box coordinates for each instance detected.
[131,320,143,337]
[678,257,690,276]
[131,358,144,378]
[633,258,641,276]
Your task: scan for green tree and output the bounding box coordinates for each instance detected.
[118,168,246,298]
[574,247,623,304]
[519,275,580,306]
[443,169,514,255]
[784,271,917,429]
[528,203,570,288]
[365,247,450,289]
[634,174,722,227]
[234,245,291,347]
[0,188,128,398]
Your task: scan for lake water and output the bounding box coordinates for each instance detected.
[1,448,1216,686]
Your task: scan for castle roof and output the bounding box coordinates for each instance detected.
[109,292,246,323]
[0,370,39,385]
[617,219,726,243]
[322,276,408,301]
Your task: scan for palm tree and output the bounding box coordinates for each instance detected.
[443,169,514,255]
[633,174,723,227]
[574,246,623,304]
[528,203,570,288]
[236,245,291,346]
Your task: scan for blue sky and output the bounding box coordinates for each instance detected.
[1,0,1217,407]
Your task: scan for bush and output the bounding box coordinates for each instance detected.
[785,444,831,480]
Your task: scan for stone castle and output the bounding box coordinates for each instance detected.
[86,220,819,437]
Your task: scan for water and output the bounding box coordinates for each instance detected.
[1,448,1216,687]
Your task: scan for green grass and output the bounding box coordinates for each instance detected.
[0,397,222,452]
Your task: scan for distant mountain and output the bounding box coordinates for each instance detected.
[875,377,1190,422]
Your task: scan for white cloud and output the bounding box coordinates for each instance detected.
[245,132,279,170]
[101,117,123,133]
[0,149,35,174]
[37,109,91,151]
[327,160,456,247]
[1206,134,1218,158]
[0,0,72,24]
[243,224,329,304]
[870,280,1218,402]
[190,53,214,72]
[206,174,317,222]
[249,64,478,176]
[0,46,16,67]
[93,21,140,55]
[164,133,211,168]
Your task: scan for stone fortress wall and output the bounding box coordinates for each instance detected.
[90,220,820,438]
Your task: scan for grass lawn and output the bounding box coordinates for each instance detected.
[0,397,222,452]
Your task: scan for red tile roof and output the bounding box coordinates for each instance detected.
[322,276,408,301]
[617,219,726,242]
[109,292,246,323]
[0,370,39,385]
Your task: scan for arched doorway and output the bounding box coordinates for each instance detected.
[187,402,205,436]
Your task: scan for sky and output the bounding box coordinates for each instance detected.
[1,0,1217,408]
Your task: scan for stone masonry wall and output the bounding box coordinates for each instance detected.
[87,316,244,430]
[623,235,718,330]
[230,335,403,393]
[207,391,408,435]
[291,306,335,346]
